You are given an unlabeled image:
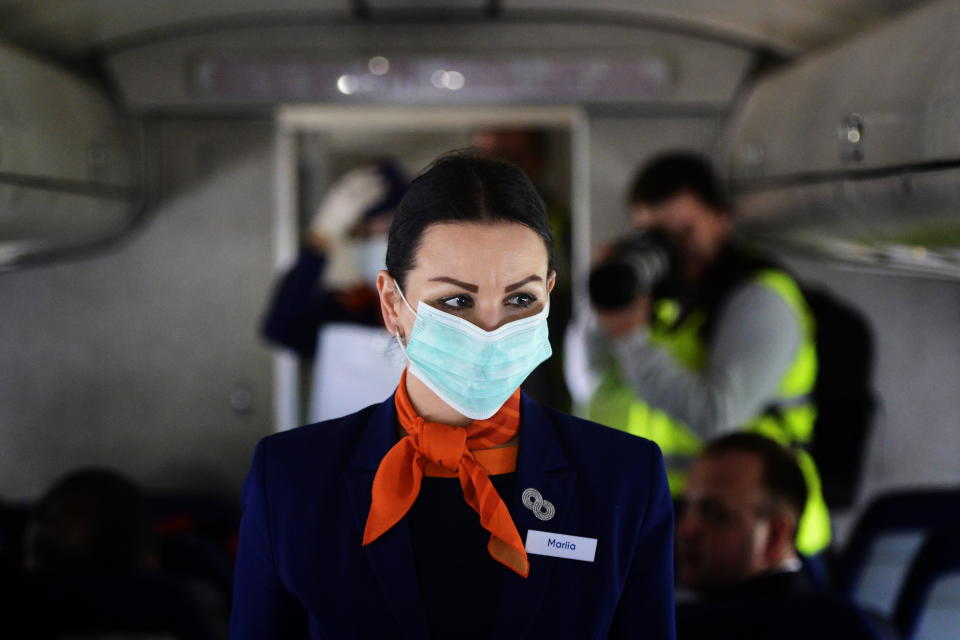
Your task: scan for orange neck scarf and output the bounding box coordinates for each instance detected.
[362,370,529,577]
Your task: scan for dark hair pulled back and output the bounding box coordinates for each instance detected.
[386,150,554,290]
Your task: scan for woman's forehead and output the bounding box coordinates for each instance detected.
[411,222,549,286]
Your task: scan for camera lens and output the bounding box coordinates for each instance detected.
[589,262,644,310]
[588,231,676,310]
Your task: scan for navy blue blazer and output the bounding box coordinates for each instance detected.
[230,393,675,639]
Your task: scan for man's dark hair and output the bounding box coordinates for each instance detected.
[28,468,153,570]
[702,433,808,519]
[628,151,731,213]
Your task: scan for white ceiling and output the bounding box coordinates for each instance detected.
[0,0,927,60]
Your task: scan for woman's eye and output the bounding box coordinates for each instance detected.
[506,293,537,308]
[438,294,474,310]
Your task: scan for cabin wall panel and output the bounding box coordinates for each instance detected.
[784,257,960,541]
[0,119,276,501]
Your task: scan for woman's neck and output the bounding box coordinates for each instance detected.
[405,371,472,427]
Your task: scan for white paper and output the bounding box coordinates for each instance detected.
[309,323,405,422]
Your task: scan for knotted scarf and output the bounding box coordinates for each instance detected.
[362,370,528,577]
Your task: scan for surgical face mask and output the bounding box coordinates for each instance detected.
[393,284,552,420]
[356,234,388,284]
[323,235,388,288]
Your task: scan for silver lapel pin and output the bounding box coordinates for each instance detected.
[522,488,556,521]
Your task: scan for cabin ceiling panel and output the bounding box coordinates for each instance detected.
[0,1,352,58]
[507,0,922,53]
[0,0,927,60]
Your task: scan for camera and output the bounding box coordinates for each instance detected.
[588,230,681,311]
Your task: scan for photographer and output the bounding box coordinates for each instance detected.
[565,152,830,555]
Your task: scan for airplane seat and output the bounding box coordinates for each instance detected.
[891,527,960,640]
[0,501,30,564]
[150,493,240,624]
[677,591,899,640]
[835,489,960,618]
[157,530,234,618]
[30,567,218,640]
[150,493,240,558]
[0,553,52,639]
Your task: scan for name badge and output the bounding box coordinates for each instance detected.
[525,529,597,563]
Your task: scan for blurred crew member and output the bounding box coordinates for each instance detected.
[568,151,829,554]
[262,161,407,421]
[675,435,885,640]
[232,152,675,639]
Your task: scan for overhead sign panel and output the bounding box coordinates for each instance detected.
[190,53,673,103]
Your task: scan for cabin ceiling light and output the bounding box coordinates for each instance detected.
[337,74,358,95]
[443,70,465,90]
[430,69,465,90]
[369,56,390,75]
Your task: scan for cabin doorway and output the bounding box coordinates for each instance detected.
[271,106,589,430]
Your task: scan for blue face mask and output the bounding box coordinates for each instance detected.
[394,285,552,420]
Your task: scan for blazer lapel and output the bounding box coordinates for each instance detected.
[344,398,429,640]
[493,394,578,639]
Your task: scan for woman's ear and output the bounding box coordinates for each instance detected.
[376,270,402,336]
[546,270,557,295]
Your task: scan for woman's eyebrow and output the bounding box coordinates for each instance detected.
[428,276,479,292]
[505,275,543,292]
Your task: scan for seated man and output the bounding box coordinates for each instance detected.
[27,468,217,640]
[676,434,892,639]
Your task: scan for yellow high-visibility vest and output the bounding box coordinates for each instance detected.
[588,268,831,555]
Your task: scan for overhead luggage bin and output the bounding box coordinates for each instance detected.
[719,0,960,277]
[0,41,140,271]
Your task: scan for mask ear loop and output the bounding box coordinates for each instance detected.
[394,283,418,316]
[392,282,417,349]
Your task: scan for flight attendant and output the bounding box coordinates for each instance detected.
[230,152,675,639]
